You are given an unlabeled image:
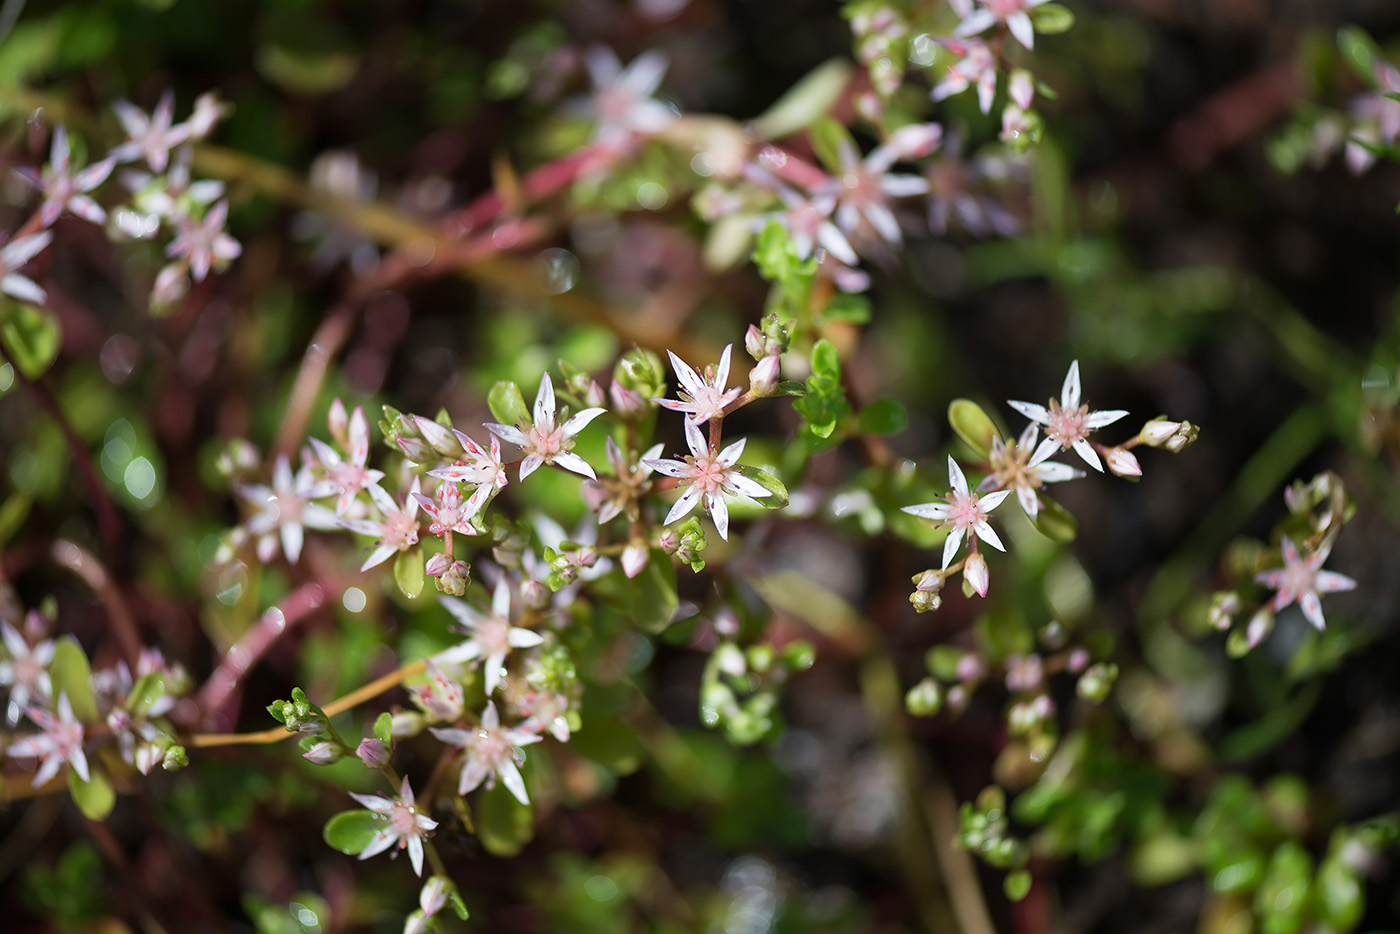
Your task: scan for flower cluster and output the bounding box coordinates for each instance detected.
[6,90,238,313]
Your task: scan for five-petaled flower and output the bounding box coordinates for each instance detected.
[15,125,115,228]
[902,455,1010,573]
[642,418,772,541]
[7,692,89,788]
[109,91,190,174]
[348,776,439,876]
[979,423,1083,519]
[240,455,339,563]
[1008,360,1128,473]
[811,134,932,249]
[431,701,542,805]
[486,374,605,480]
[308,402,386,515]
[340,477,422,572]
[166,200,242,283]
[426,429,509,517]
[574,47,677,147]
[1255,536,1357,631]
[436,581,545,695]
[655,345,744,426]
[0,619,55,725]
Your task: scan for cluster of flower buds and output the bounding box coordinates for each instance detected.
[700,637,815,746]
[955,785,1033,900]
[6,91,238,314]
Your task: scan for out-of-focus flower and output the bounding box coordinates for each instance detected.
[431,701,542,804]
[902,455,1009,570]
[340,478,422,572]
[410,660,465,723]
[436,582,544,695]
[572,47,677,146]
[109,91,189,173]
[240,455,339,564]
[1346,61,1400,175]
[348,776,439,876]
[291,149,381,276]
[486,374,606,480]
[413,482,484,538]
[0,232,53,305]
[1008,360,1128,472]
[581,437,663,525]
[14,125,114,228]
[979,424,1082,519]
[308,402,385,515]
[812,134,931,249]
[8,693,88,788]
[0,620,54,724]
[952,0,1051,50]
[930,38,998,114]
[166,200,242,282]
[1255,536,1357,631]
[643,418,772,541]
[655,345,743,426]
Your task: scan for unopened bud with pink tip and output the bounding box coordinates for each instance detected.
[964,552,990,597]
[609,382,648,419]
[1105,447,1142,478]
[1008,69,1035,110]
[745,325,766,361]
[303,741,343,766]
[356,737,390,769]
[750,355,780,396]
[622,540,649,578]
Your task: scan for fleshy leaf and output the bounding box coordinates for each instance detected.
[732,464,789,509]
[0,303,61,380]
[488,380,530,427]
[1337,26,1380,85]
[69,766,115,820]
[125,672,167,717]
[50,636,99,724]
[948,399,1001,459]
[751,58,853,140]
[1029,496,1077,543]
[1028,3,1074,35]
[855,399,907,436]
[373,712,393,746]
[394,548,424,600]
[475,781,534,858]
[322,810,382,855]
[626,551,679,633]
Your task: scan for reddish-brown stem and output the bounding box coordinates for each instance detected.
[51,539,142,670]
[444,144,628,235]
[196,581,326,730]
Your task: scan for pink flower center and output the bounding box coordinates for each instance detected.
[386,800,422,837]
[686,454,728,495]
[474,618,512,658]
[1045,400,1089,448]
[384,512,419,550]
[528,422,566,460]
[949,493,986,530]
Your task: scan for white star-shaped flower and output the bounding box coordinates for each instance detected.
[642,418,772,541]
[902,455,1009,571]
[1008,360,1128,472]
[486,374,606,480]
[655,345,744,426]
[435,581,544,695]
[348,776,438,876]
[1255,536,1357,631]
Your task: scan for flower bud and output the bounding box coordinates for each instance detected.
[1008,69,1035,111]
[1105,447,1142,478]
[964,552,990,597]
[519,578,550,609]
[420,876,453,917]
[658,528,681,553]
[135,742,163,775]
[609,382,648,419]
[356,737,390,769]
[396,437,433,463]
[715,643,747,677]
[303,741,343,766]
[403,909,429,934]
[956,654,985,682]
[913,568,946,593]
[1164,420,1199,453]
[434,560,471,596]
[1066,647,1090,674]
[1076,662,1118,704]
[745,324,766,361]
[621,540,649,579]
[1138,418,1180,447]
[910,589,943,613]
[424,552,452,577]
[749,354,780,396]
[390,710,426,738]
[162,744,189,771]
[1208,591,1240,631]
[1004,654,1043,693]
[906,677,944,716]
[414,415,464,457]
[1246,605,1276,649]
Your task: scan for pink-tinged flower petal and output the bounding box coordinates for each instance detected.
[1016,484,1040,519]
[664,485,704,526]
[519,453,544,480]
[1061,361,1082,409]
[560,407,606,436]
[1315,571,1357,594]
[1299,592,1326,630]
[1071,438,1103,472]
[1085,409,1130,429]
[902,502,952,520]
[947,456,970,497]
[1007,11,1035,49]
[533,374,555,426]
[497,758,530,805]
[972,519,1006,552]
[1008,400,1051,424]
[709,493,730,540]
[954,9,996,36]
[484,423,527,447]
[941,526,965,570]
[552,451,597,479]
[716,437,747,468]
